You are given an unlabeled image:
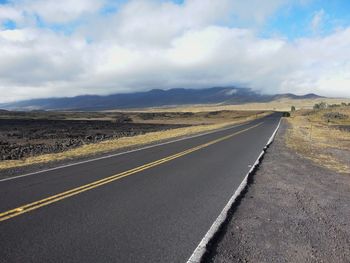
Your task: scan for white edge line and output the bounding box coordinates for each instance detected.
[0,121,254,183]
[186,118,281,263]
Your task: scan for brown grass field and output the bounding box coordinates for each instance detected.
[286,106,350,174]
[116,98,350,113]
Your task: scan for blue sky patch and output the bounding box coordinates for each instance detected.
[263,0,350,39]
[2,19,16,30]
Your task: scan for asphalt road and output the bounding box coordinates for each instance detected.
[0,113,281,263]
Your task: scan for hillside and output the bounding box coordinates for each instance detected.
[0,87,323,111]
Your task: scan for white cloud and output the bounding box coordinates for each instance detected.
[25,0,105,24]
[0,5,22,22]
[81,0,233,48]
[310,9,325,33]
[229,0,312,25]
[0,0,349,103]
[0,0,105,25]
[231,0,289,24]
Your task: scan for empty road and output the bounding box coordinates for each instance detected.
[0,113,281,262]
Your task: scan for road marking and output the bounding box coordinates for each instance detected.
[0,123,262,222]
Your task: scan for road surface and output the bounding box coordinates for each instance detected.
[0,113,281,263]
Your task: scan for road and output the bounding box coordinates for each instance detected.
[0,113,281,263]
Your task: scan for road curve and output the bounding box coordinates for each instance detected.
[0,113,281,263]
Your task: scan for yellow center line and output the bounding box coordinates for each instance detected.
[0,122,263,222]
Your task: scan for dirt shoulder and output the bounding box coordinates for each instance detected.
[206,120,350,263]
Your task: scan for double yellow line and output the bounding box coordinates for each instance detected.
[0,123,262,222]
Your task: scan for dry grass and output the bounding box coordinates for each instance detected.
[117,98,350,113]
[132,110,266,125]
[0,111,271,171]
[286,107,350,174]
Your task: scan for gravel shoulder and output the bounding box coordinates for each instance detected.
[206,120,350,263]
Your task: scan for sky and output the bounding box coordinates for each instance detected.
[0,0,350,102]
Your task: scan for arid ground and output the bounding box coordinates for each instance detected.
[286,106,350,173]
[205,105,350,263]
[0,109,268,172]
[127,97,350,112]
[1,101,349,262]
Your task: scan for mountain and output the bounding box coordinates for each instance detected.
[0,87,323,111]
[271,93,322,100]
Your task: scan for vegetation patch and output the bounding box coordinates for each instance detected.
[286,104,350,174]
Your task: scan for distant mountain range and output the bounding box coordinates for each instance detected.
[0,87,322,111]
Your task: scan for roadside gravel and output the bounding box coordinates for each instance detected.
[206,120,350,263]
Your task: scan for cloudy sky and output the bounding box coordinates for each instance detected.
[0,0,350,102]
